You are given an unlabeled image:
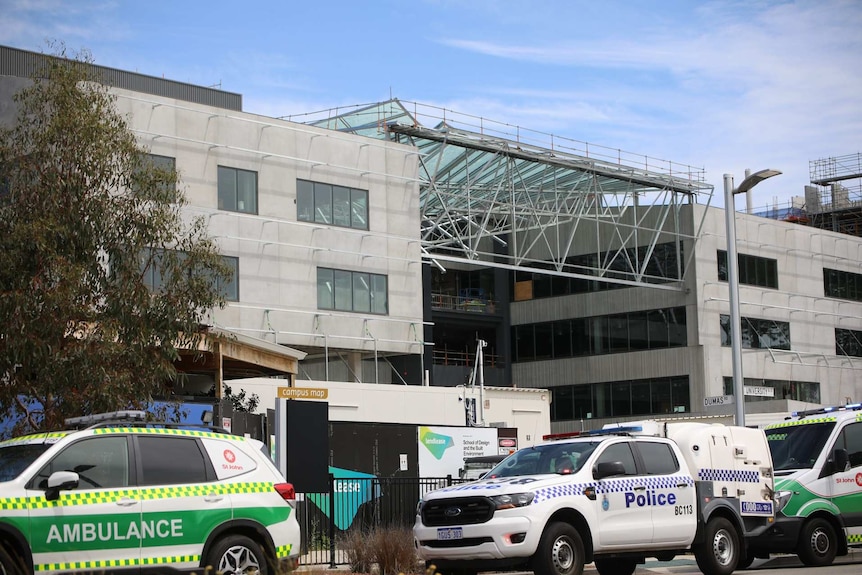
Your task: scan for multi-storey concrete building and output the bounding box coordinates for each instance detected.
[2,45,860,435]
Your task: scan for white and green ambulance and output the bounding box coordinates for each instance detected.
[747,403,862,567]
[0,411,301,575]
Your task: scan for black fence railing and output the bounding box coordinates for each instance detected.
[298,475,464,566]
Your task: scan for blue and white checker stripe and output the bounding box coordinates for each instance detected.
[533,474,695,504]
[533,483,589,503]
[698,468,760,483]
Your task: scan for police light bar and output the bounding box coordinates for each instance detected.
[542,425,646,441]
[542,431,584,441]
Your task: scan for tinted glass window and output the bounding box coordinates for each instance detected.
[836,328,862,357]
[33,437,129,490]
[297,179,369,230]
[218,166,258,214]
[837,422,862,468]
[596,442,637,475]
[138,436,208,485]
[767,423,834,470]
[0,444,52,482]
[638,442,679,474]
[824,268,862,302]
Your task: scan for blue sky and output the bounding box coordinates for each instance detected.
[3,0,860,209]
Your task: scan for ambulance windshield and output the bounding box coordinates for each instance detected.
[766,422,834,471]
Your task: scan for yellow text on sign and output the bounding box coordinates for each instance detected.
[277,387,329,400]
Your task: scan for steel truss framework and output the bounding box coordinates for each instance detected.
[306,99,714,290]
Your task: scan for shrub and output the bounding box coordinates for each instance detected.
[339,526,420,575]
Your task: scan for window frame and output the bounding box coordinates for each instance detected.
[136,435,211,486]
[317,267,388,315]
[140,249,239,302]
[218,165,258,214]
[297,179,369,230]
[717,250,778,289]
[29,436,131,491]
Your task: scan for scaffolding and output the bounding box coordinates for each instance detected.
[805,152,862,235]
[298,99,714,291]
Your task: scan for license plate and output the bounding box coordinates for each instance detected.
[437,527,463,540]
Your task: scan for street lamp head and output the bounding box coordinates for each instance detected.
[734,169,782,195]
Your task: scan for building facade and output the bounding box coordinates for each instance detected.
[514,203,862,433]
[2,45,860,434]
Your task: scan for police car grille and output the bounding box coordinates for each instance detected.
[422,497,494,526]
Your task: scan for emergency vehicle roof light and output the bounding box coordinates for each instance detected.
[65,410,147,427]
[792,402,862,419]
[542,425,646,441]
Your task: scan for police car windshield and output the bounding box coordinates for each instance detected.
[485,442,600,478]
[766,422,834,471]
[0,443,52,482]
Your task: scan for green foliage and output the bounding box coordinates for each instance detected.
[222,384,260,413]
[0,46,231,435]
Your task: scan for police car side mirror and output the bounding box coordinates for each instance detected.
[594,461,626,480]
[45,471,79,501]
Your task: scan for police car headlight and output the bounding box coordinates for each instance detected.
[490,493,534,510]
[416,499,424,515]
[774,490,793,512]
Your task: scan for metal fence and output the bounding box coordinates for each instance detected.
[298,475,462,566]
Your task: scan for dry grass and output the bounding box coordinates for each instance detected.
[338,526,421,575]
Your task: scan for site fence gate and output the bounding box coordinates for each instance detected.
[298,475,464,566]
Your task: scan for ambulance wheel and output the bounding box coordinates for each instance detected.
[207,534,270,575]
[797,517,837,566]
[693,517,739,575]
[0,544,25,575]
[533,521,584,575]
[593,557,637,575]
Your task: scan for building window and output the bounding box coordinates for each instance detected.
[214,256,239,301]
[218,166,257,214]
[130,154,176,196]
[723,377,820,403]
[824,268,862,302]
[717,250,778,289]
[317,267,387,314]
[720,314,790,350]
[140,249,238,302]
[550,376,690,422]
[297,179,368,230]
[836,328,862,357]
[512,307,686,363]
[512,243,682,301]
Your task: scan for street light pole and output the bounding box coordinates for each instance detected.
[724,169,782,427]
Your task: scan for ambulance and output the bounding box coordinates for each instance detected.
[0,410,301,575]
[746,403,862,567]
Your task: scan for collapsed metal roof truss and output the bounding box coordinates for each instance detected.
[307,99,714,290]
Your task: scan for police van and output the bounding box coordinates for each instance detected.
[746,403,862,567]
[0,410,301,575]
[414,420,775,575]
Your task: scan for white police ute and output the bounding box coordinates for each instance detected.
[414,421,775,575]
